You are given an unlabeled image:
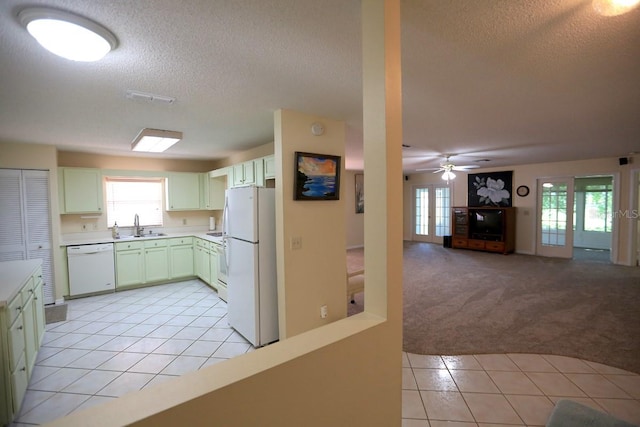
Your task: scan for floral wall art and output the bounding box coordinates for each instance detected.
[468,171,513,207]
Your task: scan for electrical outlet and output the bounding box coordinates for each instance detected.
[81,224,87,231]
[320,305,328,319]
[182,218,187,225]
[290,236,302,250]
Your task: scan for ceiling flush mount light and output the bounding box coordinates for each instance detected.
[592,0,640,16]
[131,129,182,153]
[18,8,117,62]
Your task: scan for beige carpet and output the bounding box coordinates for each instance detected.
[347,242,640,374]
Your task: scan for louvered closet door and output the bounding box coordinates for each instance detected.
[0,169,26,261]
[24,171,54,304]
[0,169,55,305]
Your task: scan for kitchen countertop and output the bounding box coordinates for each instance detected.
[0,259,42,307]
[61,230,224,246]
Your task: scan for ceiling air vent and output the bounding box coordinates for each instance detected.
[126,90,175,105]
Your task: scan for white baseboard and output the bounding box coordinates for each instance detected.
[55,298,66,305]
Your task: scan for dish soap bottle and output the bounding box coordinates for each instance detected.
[112,221,119,239]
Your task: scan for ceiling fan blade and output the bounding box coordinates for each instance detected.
[452,165,480,171]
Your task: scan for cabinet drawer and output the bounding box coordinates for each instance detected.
[468,240,486,250]
[485,242,505,252]
[115,241,145,251]
[8,293,22,325]
[144,239,167,248]
[452,238,468,248]
[21,276,35,303]
[169,237,193,246]
[9,316,26,370]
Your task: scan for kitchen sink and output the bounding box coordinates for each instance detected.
[142,233,167,237]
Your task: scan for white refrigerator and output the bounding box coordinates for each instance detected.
[224,186,278,347]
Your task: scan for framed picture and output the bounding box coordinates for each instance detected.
[468,171,513,207]
[294,151,341,200]
[355,173,364,213]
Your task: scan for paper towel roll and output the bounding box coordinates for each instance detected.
[209,217,216,231]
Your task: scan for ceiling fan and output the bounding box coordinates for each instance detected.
[417,155,480,181]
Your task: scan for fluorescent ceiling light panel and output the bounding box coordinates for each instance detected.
[19,8,117,62]
[132,129,183,153]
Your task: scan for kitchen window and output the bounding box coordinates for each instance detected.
[105,177,163,227]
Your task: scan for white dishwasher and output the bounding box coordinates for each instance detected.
[67,243,116,296]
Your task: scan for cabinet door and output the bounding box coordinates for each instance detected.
[209,247,219,288]
[264,155,276,179]
[166,173,201,210]
[170,245,194,279]
[9,316,25,371]
[11,353,28,415]
[232,164,246,187]
[116,249,144,287]
[21,294,37,376]
[243,161,256,185]
[61,168,103,213]
[33,281,45,347]
[145,246,169,283]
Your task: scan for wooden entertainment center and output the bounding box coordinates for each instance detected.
[451,206,516,254]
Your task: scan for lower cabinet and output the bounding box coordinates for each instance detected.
[169,237,194,279]
[195,238,212,286]
[115,241,145,288]
[0,261,45,426]
[144,240,169,283]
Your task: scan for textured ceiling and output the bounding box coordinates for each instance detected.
[0,0,639,171]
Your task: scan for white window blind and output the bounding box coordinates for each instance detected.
[106,178,163,227]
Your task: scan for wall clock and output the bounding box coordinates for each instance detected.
[516,185,530,197]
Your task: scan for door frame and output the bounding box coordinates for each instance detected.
[411,182,453,244]
[536,177,575,258]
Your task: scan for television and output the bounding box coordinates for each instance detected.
[469,209,503,241]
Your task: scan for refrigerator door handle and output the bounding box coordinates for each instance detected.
[223,193,229,236]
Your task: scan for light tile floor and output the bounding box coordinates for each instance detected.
[13,280,253,426]
[402,352,640,426]
[11,280,640,426]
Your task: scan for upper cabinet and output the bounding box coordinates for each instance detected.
[232,161,255,187]
[165,173,201,211]
[263,155,275,179]
[231,159,266,188]
[58,168,103,214]
[200,173,226,210]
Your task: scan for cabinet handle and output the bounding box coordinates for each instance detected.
[16,306,21,312]
[29,289,34,293]
[20,366,26,372]
[18,326,23,330]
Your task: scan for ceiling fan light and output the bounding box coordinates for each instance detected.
[442,170,456,181]
[19,8,117,62]
[592,0,640,16]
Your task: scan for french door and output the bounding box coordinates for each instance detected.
[537,177,574,258]
[413,184,451,244]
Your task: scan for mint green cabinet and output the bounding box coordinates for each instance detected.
[209,242,219,287]
[232,161,256,187]
[144,240,169,283]
[166,173,201,210]
[263,155,275,179]
[169,237,194,279]
[115,241,145,288]
[0,261,44,425]
[59,168,103,214]
[194,238,211,285]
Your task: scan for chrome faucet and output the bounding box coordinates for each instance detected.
[134,214,143,237]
